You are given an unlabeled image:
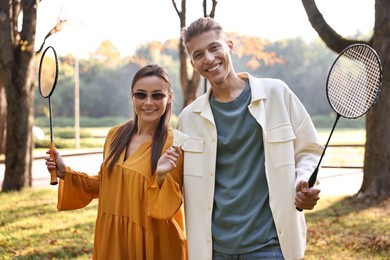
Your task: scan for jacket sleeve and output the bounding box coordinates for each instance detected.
[289,91,324,188]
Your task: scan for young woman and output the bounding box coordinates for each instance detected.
[45,64,187,259]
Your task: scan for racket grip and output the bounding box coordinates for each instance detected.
[49,141,58,185]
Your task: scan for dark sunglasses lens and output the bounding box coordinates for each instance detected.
[152,93,167,100]
[133,92,147,99]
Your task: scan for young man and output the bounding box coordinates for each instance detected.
[178,17,323,259]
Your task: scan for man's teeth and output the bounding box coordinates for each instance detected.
[208,64,220,72]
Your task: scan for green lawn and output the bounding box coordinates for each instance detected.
[0,189,96,259]
[0,189,388,259]
[317,129,365,168]
[317,128,366,145]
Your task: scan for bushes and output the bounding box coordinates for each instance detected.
[35,116,128,128]
[311,114,365,129]
[34,127,106,149]
[34,137,105,149]
[33,115,364,149]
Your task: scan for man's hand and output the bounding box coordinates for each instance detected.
[295,180,321,210]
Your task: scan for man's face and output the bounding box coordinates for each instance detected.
[186,30,233,85]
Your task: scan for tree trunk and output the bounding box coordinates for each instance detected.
[361,0,390,198]
[0,85,6,155]
[173,0,217,108]
[3,75,35,190]
[301,0,390,198]
[173,0,201,108]
[179,35,201,107]
[0,0,37,191]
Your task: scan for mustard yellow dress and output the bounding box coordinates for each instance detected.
[56,126,187,260]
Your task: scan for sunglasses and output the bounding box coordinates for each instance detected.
[132,91,167,100]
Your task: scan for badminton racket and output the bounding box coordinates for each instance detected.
[297,43,382,211]
[38,46,59,185]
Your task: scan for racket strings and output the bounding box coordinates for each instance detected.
[327,45,381,118]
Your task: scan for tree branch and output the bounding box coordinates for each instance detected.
[35,19,67,54]
[172,0,181,16]
[301,0,365,53]
[208,0,218,18]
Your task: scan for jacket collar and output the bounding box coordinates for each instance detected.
[237,72,266,102]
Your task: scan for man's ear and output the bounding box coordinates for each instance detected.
[227,40,234,54]
[190,59,196,70]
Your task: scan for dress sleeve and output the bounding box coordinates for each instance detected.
[147,157,184,220]
[57,166,100,211]
[56,124,121,211]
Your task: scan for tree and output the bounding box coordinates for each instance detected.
[301,0,390,198]
[0,1,64,191]
[172,0,218,107]
[0,83,5,154]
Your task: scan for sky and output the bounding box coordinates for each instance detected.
[35,0,375,58]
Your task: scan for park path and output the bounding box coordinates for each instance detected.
[0,151,363,196]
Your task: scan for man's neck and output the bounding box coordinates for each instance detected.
[210,75,246,103]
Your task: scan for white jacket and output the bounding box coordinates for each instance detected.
[178,73,323,260]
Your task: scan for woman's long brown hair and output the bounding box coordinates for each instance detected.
[104,64,172,174]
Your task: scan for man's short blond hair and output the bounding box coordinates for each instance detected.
[181,17,227,52]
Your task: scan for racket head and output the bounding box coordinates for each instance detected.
[38,46,59,98]
[326,43,382,119]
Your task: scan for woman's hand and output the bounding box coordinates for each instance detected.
[156,146,182,187]
[45,147,66,179]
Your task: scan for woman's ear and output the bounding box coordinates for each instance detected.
[167,92,173,104]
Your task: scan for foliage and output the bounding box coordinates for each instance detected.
[0,189,388,259]
[35,116,128,128]
[253,38,338,115]
[311,113,366,129]
[32,114,366,150]
[33,127,105,149]
[35,114,365,131]
[32,116,180,149]
[227,32,285,70]
[34,36,339,120]
[34,137,105,149]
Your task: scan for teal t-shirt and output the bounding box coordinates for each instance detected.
[210,81,279,254]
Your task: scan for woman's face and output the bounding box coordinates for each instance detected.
[132,76,171,127]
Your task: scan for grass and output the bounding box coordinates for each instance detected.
[317,129,365,167]
[305,196,390,259]
[0,189,97,259]
[317,128,366,145]
[0,189,389,259]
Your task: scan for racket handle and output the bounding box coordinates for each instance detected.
[49,141,58,185]
[308,166,319,188]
